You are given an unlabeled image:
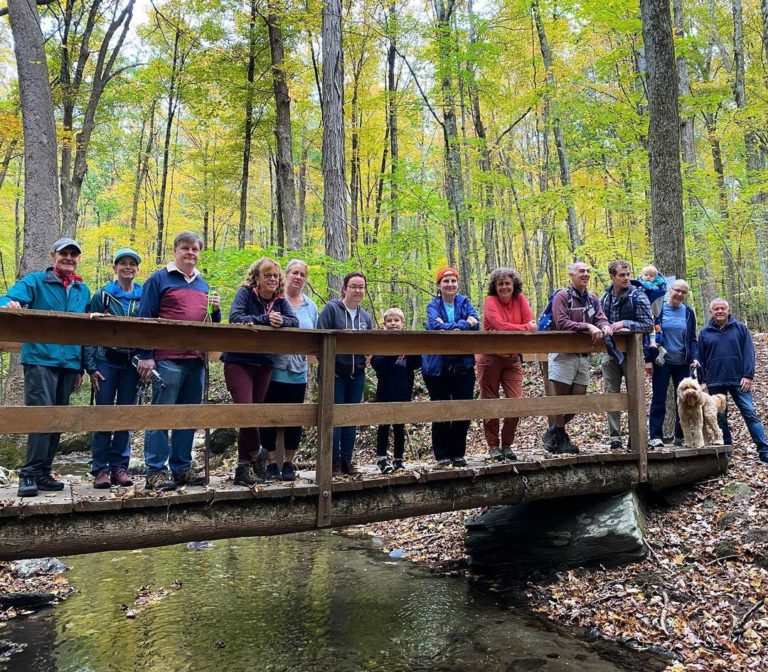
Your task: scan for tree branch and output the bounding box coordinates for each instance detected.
[0,0,55,18]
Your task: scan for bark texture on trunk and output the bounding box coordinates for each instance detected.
[640,0,686,278]
[239,0,258,250]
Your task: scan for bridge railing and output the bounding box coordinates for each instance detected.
[0,310,648,526]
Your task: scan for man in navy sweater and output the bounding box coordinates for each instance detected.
[699,299,768,463]
[137,231,221,490]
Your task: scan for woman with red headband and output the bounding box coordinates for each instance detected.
[423,267,480,467]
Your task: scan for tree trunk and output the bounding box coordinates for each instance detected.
[239,0,257,250]
[349,48,366,254]
[267,0,300,250]
[0,138,18,192]
[640,0,686,278]
[130,100,156,245]
[321,0,348,295]
[58,0,135,238]
[532,0,580,258]
[156,25,184,264]
[387,0,399,235]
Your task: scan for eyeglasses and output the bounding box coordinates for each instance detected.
[261,273,280,279]
[347,285,366,291]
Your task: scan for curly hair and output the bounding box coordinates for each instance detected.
[487,267,523,297]
[241,257,285,296]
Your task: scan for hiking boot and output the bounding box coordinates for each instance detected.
[265,463,281,481]
[502,446,518,461]
[542,426,558,452]
[341,461,359,476]
[377,457,394,474]
[648,438,664,450]
[488,447,504,461]
[673,437,684,447]
[758,451,768,464]
[93,470,111,489]
[609,438,623,451]
[173,468,206,486]
[281,461,296,482]
[144,470,177,492]
[36,474,65,491]
[17,474,38,498]
[560,431,579,454]
[436,458,452,468]
[252,447,267,478]
[452,457,467,468]
[332,463,343,476]
[392,459,405,472]
[111,468,134,487]
[234,464,264,487]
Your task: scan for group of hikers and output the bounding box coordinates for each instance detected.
[1,233,767,499]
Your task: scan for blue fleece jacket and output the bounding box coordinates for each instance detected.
[422,293,480,377]
[0,268,90,370]
[699,315,755,386]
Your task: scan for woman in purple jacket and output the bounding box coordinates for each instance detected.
[221,258,298,486]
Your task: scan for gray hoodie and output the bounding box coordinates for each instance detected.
[316,298,373,378]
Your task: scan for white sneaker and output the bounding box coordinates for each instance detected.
[648,438,664,449]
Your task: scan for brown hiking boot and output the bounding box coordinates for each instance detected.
[145,470,177,492]
[173,467,206,487]
[93,470,111,489]
[111,468,134,487]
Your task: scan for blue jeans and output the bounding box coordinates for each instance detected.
[144,359,204,474]
[91,361,139,474]
[649,362,690,441]
[707,385,768,451]
[333,373,366,465]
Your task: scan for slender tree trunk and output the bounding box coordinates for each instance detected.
[267,0,300,250]
[349,48,366,254]
[322,0,348,294]
[130,100,156,245]
[156,26,183,264]
[387,0,399,235]
[239,0,257,250]
[297,139,308,233]
[640,0,686,278]
[0,139,18,191]
[532,0,579,257]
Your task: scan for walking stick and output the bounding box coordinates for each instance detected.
[204,353,211,486]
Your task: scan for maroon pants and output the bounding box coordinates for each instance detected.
[476,354,523,448]
[224,362,272,462]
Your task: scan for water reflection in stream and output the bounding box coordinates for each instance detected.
[2,532,670,671]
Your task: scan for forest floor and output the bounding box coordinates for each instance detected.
[356,339,768,672]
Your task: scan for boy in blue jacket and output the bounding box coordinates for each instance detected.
[371,308,421,473]
[699,299,768,463]
[0,238,90,497]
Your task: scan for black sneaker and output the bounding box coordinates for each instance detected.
[609,438,623,451]
[436,458,451,468]
[234,464,264,486]
[281,461,296,482]
[265,463,281,481]
[392,459,405,472]
[145,470,177,492]
[17,474,38,498]
[758,451,768,464]
[173,468,207,486]
[341,461,359,476]
[561,431,579,454]
[377,457,394,474]
[36,474,65,491]
[542,426,558,452]
[502,446,518,461]
[452,457,467,468]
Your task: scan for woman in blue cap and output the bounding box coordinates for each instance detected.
[84,247,144,489]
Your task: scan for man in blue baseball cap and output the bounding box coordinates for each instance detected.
[0,238,90,497]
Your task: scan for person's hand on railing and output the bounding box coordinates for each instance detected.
[89,370,105,393]
[268,311,284,328]
[136,358,157,383]
[586,324,603,344]
[0,301,21,309]
[467,316,478,328]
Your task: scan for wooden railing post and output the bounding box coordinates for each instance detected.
[315,334,336,527]
[626,333,648,482]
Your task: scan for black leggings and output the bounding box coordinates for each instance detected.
[377,424,405,460]
[261,380,308,453]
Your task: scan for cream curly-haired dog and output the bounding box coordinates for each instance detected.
[677,377,727,448]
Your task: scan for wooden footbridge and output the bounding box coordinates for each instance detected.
[0,311,730,561]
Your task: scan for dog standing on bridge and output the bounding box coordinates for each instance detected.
[677,377,726,448]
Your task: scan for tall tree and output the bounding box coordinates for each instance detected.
[267,0,300,250]
[6,0,61,274]
[321,0,347,293]
[239,0,258,250]
[640,0,686,277]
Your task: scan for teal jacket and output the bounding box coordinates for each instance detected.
[0,268,90,370]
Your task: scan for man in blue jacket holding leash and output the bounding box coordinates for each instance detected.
[699,298,768,464]
[0,238,90,497]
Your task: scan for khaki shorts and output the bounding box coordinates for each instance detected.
[548,352,590,386]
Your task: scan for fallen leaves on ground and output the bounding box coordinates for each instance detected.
[120,580,182,619]
[0,562,73,621]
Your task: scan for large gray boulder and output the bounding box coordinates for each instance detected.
[466,491,646,574]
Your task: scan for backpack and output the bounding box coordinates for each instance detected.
[537,287,599,331]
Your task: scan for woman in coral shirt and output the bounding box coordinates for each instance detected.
[477,268,535,461]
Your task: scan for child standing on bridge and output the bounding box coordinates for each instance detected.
[371,308,421,474]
